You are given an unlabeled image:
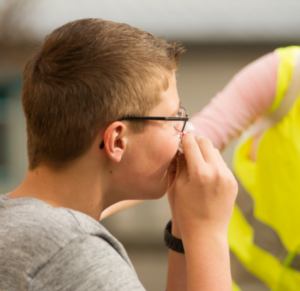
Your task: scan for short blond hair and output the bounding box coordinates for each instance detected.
[22,19,185,169]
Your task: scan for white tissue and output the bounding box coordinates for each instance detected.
[178,122,195,154]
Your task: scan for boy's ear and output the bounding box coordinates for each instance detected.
[103,122,127,163]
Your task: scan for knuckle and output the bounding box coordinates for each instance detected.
[214,168,233,185]
[202,138,213,147]
[226,173,238,192]
[194,136,202,143]
[183,136,194,150]
[196,136,212,147]
[185,141,194,151]
[215,168,223,180]
[197,170,213,183]
[231,178,238,192]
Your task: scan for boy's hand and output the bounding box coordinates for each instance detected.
[167,134,237,238]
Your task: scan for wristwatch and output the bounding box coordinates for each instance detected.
[164,220,185,254]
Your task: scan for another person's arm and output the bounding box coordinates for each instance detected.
[100,200,142,220]
[166,134,237,291]
[191,51,279,150]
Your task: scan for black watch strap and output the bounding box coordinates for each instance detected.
[164,220,185,254]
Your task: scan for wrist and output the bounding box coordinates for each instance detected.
[165,220,185,254]
[181,226,229,253]
[171,218,182,239]
[179,219,228,240]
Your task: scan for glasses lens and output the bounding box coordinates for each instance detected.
[173,107,186,132]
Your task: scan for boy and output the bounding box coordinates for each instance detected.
[0,19,237,291]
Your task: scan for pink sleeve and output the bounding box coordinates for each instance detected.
[190,51,280,150]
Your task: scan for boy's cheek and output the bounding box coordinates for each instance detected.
[164,137,181,166]
[162,132,179,153]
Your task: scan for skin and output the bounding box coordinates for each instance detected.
[101,200,142,220]
[8,71,237,291]
[8,73,180,217]
[167,134,237,291]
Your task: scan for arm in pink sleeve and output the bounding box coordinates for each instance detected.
[190,51,280,150]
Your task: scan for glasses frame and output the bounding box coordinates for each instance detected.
[100,106,188,149]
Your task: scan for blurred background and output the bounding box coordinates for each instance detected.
[0,0,299,290]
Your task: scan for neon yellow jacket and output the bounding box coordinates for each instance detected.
[230,46,300,291]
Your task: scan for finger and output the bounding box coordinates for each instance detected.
[181,133,205,174]
[175,152,188,183]
[214,148,229,168]
[195,136,219,165]
[167,156,177,189]
[215,148,225,165]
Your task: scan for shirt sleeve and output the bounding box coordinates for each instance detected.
[29,235,146,291]
[190,50,280,150]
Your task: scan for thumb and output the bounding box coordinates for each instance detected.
[175,153,188,184]
[167,157,177,189]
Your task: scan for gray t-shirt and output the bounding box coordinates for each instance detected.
[0,194,146,291]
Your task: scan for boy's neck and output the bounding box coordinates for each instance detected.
[8,159,107,221]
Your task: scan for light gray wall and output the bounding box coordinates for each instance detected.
[12,0,300,44]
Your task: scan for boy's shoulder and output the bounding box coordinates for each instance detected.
[0,194,141,291]
[0,193,107,243]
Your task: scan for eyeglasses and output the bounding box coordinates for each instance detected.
[100,106,188,149]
